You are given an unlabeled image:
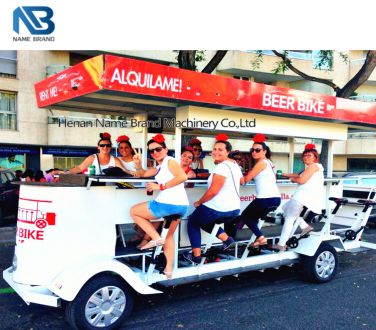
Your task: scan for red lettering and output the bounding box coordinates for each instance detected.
[16,227,45,240]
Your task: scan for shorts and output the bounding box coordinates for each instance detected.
[147,200,188,219]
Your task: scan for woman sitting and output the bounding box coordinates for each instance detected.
[181,146,196,179]
[275,144,324,250]
[238,134,281,247]
[189,138,204,171]
[68,132,132,175]
[116,135,137,172]
[183,134,242,264]
[130,134,188,278]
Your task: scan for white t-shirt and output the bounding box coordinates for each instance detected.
[204,160,242,212]
[119,158,136,172]
[292,163,324,214]
[92,154,116,175]
[155,156,189,206]
[253,159,280,198]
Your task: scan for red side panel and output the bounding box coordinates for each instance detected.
[34,55,104,108]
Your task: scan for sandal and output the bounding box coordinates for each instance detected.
[251,236,267,247]
[140,238,165,250]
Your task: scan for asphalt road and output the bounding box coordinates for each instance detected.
[1,229,376,330]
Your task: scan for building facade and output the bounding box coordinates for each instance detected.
[0,50,375,173]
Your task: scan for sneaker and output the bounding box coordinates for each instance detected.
[222,236,236,251]
[183,251,201,264]
[300,225,313,237]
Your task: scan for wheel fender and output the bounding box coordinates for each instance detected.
[47,257,162,301]
[294,234,344,256]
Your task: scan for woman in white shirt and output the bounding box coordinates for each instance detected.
[276,144,324,250]
[239,134,281,247]
[131,134,188,278]
[116,135,137,172]
[68,132,131,175]
[183,134,243,264]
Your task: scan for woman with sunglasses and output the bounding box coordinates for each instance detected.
[238,133,281,247]
[189,138,204,170]
[116,134,137,172]
[68,132,130,175]
[183,134,243,264]
[130,134,188,278]
[275,144,323,251]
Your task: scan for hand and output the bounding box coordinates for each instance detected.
[194,201,201,208]
[146,182,159,191]
[133,150,142,166]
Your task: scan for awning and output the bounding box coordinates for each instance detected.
[34,54,376,127]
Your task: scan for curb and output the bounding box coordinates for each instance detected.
[0,227,16,245]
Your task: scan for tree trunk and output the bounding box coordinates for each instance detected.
[336,50,376,98]
[178,51,197,71]
[201,51,228,73]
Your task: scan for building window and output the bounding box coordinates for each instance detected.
[0,51,17,78]
[0,91,17,130]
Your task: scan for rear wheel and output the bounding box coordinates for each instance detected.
[303,243,338,283]
[65,274,134,330]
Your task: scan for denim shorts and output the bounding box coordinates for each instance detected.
[147,200,188,219]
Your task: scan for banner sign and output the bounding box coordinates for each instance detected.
[34,55,103,108]
[35,54,376,126]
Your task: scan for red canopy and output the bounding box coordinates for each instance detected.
[34,54,376,127]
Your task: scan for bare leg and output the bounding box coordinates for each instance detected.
[130,202,161,241]
[138,221,162,248]
[164,220,180,277]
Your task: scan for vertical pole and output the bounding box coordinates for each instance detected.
[288,137,294,172]
[327,140,333,178]
[140,113,148,168]
[175,127,182,163]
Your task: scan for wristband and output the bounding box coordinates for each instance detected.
[160,183,165,191]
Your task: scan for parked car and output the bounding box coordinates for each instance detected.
[0,170,19,226]
[342,175,376,226]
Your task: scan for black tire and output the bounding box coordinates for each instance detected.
[302,243,338,283]
[65,274,134,330]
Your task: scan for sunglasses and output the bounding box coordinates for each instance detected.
[149,147,164,154]
[193,148,202,152]
[251,148,263,153]
[99,144,112,148]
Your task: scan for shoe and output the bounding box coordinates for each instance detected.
[140,238,165,250]
[272,244,286,251]
[183,251,201,264]
[222,236,236,251]
[300,226,313,237]
[136,238,150,250]
[251,236,267,247]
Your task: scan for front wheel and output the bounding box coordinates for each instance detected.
[302,243,338,283]
[65,274,134,330]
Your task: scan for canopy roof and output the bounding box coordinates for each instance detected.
[34,54,376,128]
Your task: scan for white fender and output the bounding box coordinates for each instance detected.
[293,233,345,256]
[47,257,162,301]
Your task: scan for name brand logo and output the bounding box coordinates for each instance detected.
[13,6,55,35]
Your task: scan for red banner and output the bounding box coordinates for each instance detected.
[34,54,376,126]
[34,55,104,108]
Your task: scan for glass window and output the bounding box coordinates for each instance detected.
[0,51,17,77]
[54,157,86,170]
[361,178,376,185]
[0,91,17,130]
[343,179,358,185]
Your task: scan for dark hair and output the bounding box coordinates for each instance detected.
[97,133,112,147]
[147,139,167,149]
[229,150,241,160]
[253,142,272,159]
[34,170,45,182]
[302,149,319,162]
[214,140,232,152]
[118,140,135,156]
[181,147,194,158]
[46,168,54,173]
[22,168,34,179]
